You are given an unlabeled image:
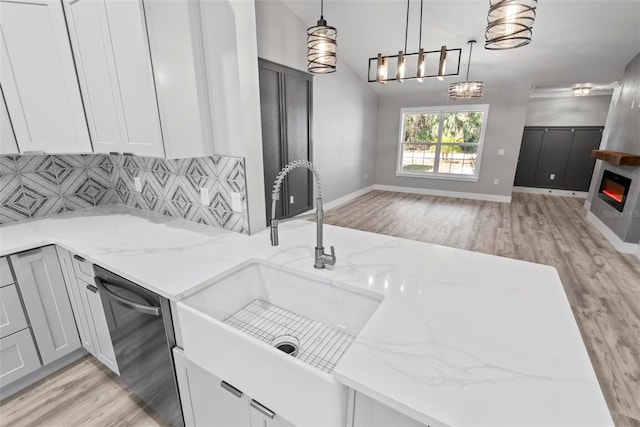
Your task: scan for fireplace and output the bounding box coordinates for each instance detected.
[598,170,632,212]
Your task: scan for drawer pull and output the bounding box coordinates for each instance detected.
[73,254,86,262]
[250,399,275,419]
[86,284,98,293]
[220,381,243,398]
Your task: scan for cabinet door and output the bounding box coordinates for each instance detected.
[63,0,124,154]
[0,0,91,154]
[0,285,28,339]
[80,277,118,374]
[0,329,41,386]
[533,129,573,189]
[352,391,427,427]
[173,348,251,427]
[10,246,81,365]
[57,248,95,355]
[562,128,602,191]
[0,257,13,288]
[513,128,544,187]
[1,87,19,155]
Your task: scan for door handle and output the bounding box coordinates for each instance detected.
[73,254,86,262]
[95,278,161,316]
[250,399,275,419]
[220,381,243,398]
[86,284,98,293]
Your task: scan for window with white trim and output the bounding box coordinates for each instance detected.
[396,105,489,181]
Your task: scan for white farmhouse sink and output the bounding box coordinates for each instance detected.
[177,259,382,426]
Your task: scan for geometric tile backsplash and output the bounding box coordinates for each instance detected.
[0,154,248,234]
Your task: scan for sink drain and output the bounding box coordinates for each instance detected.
[271,335,299,357]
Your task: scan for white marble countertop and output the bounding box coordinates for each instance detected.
[0,206,613,426]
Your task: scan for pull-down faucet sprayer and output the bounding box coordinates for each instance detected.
[269,160,336,269]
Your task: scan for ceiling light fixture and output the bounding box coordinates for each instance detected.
[368,0,461,84]
[448,40,484,100]
[573,86,592,96]
[307,0,337,74]
[485,0,537,50]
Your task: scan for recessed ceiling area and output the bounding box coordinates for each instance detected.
[282,0,640,95]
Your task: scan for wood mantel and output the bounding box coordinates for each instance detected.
[591,150,640,166]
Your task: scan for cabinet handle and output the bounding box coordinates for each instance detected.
[250,399,275,419]
[15,247,42,256]
[86,284,98,293]
[220,381,243,398]
[73,254,86,262]
[123,152,134,156]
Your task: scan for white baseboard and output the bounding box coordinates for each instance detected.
[512,187,588,198]
[323,185,375,210]
[373,184,512,203]
[586,211,640,255]
[584,200,592,211]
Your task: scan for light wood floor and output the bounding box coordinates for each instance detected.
[324,190,640,427]
[0,355,170,427]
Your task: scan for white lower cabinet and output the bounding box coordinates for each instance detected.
[0,329,41,385]
[57,248,118,374]
[350,391,428,427]
[10,246,81,365]
[173,348,294,427]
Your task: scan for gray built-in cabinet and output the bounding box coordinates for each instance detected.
[258,59,313,225]
[514,127,603,191]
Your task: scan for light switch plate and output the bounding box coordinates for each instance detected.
[231,192,242,213]
[497,149,505,156]
[134,177,142,192]
[550,174,555,180]
[200,187,210,206]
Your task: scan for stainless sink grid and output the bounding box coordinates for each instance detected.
[224,299,355,373]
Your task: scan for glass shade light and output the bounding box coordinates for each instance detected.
[376,54,388,84]
[437,46,447,81]
[573,86,592,96]
[485,0,537,50]
[307,18,337,74]
[416,48,426,82]
[448,40,484,100]
[397,51,406,82]
[448,81,485,99]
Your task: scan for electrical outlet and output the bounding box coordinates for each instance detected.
[494,179,499,185]
[289,195,295,204]
[200,187,210,206]
[550,174,555,180]
[497,149,505,156]
[134,176,142,192]
[231,192,242,213]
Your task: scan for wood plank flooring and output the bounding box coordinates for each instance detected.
[323,190,640,427]
[0,355,170,427]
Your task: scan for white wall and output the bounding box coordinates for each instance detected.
[374,85,531,198]
[525,95,612,127]
[198,0,266,234]
[255,0,378,203]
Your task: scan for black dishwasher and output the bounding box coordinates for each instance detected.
[94,265,184,427]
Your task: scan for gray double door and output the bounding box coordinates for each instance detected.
[258,59,313,225]
[514,127,603,191]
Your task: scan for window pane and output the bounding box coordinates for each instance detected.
[403,113,440,143]
[441,112,484,143]
[437,145,478,175]
[401,143,436,173]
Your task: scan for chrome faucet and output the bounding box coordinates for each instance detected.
[270,160,336,269]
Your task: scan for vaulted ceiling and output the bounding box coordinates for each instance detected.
[282,0,640,95]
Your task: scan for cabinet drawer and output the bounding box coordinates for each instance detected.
[0,285,28,339]
[0,257,13,288]
[0,329,41,386]
[72,254,95,282]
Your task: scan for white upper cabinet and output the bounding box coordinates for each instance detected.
[64,0,164,157]
[1,88,18,155]
[0,0,92,154]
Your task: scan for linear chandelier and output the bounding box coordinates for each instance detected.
[368,0,461,84]
[448,40,484,100]
[485,0,538,50]
[307,0,337,74]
